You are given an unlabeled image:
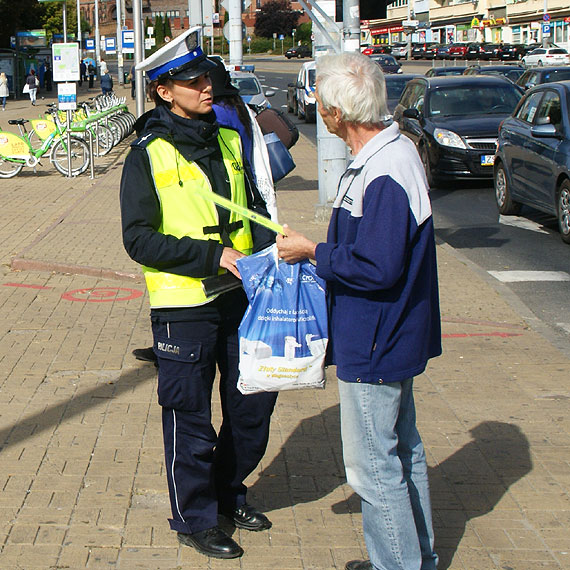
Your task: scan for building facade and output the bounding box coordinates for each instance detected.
[363,0,570,48]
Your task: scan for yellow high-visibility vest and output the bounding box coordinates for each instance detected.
[142,129,253,308]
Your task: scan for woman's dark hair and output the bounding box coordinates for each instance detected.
[215,94,253,138]
[147,77,174,108]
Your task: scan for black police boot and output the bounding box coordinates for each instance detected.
[345,561,373,570]
[225,503,272,531]
[132,347,157,363]
[177,527,243,559]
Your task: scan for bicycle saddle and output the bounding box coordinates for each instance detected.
[8,119,29,125]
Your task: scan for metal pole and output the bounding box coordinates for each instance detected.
[116,0,124,84]
[407,0,412,60]
[88,123,95,179]
[343,0,359,52]
[543,0,548,47]
[95,0,101,69]
[63,1,68,42]
[228,0,243,67]
[133,0,145,117]
[76,0,82,47]
[66,108,73,178]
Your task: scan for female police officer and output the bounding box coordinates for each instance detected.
[120,28,277,559]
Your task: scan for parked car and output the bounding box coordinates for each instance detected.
[370,54,402,74]
[425,66,467,77]
[463,64,526,83]
[362,44,391,55]
[412,43,437,60]
[285,44,312,59]
[435,44,453,60]
[465,43,489,60]
[230,70,275,108]
[481,43,502,60]
[391,42,410,59]
[516,66,570,90]
[384,74,420,113]
[498,44,526,61]
[393,75,523,186]
[286,60,316,122]
[522,47,570,67]
[494,82,570,243]
[522,43,543,55]
[448,44,469,59]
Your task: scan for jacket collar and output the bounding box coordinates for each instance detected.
[347,120,399,171]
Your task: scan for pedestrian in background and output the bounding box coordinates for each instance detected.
[130,64,135,99]
[44,65,52,92]
[88,63,95,88]
[79,59,87,86]
[0,72,9,111]
[25,69,38,105]
[276,51,441,570]
[100,71,113,95]
[120,28,277,560]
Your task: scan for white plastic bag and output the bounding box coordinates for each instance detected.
[236,245,328,394]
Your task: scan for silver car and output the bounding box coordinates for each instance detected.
[229,69,275,109]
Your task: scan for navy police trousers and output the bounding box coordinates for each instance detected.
[151,293,277,535]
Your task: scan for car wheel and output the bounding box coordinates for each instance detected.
[517,53,522,60]
[557,179,570,244]
[494,162,522,215]
[538,60,543,66]
[419,145,435,189]
[297,53,302,59]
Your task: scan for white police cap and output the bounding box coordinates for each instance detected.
[135,27,216,81]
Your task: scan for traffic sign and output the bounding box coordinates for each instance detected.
[543,13,550,22]
[542,23,551,37]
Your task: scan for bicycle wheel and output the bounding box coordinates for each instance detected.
[50,136,90,176]
[93,123,114,156]
[106,119,122,146]
[0,157,24,178]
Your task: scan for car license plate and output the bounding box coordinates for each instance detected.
[481,155,495,166]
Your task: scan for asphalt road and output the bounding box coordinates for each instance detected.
[252,56,570,356]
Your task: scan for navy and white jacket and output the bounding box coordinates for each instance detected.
[315,121,441,384]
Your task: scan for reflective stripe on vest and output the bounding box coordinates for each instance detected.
[143,129,253,308]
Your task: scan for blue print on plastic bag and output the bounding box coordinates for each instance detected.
[236,245,328,394]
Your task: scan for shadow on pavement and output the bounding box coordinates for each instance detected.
[0,366,156,452]
[253,411,531,570]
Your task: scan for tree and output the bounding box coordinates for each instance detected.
[0,0,46,48]
[154,14,164,47]
[254,0,300,39]
[163,16,172,41]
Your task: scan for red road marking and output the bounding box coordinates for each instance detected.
[61,287,144,303]
[3,283,53,290]
[442,332,523,338]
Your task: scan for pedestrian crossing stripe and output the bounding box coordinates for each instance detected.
[488,270,570,283]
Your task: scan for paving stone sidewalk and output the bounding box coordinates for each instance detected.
[0,85,568,569]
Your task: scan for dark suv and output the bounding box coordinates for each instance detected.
[285,44,312,59]
[498,44,525,60]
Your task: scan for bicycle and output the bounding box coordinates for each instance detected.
[0,110,90,178]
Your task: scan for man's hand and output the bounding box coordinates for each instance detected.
[220,247,245,278]
[276,225,317,263]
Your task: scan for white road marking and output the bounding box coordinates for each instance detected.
[488,271,570,282]
[499,215,549,234]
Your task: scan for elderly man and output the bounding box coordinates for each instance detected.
[277,52,441,570]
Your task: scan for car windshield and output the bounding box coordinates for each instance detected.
[230,76,261,96]
[308,69,316,87]
[385,77,411,99]
[428,86,522,117]
[372,56,397,65]
[544,69,570,82]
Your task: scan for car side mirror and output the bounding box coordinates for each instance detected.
[524,82,535,90]
[265,90,275,97]
[403,108,422,120]
[531,123,559,138]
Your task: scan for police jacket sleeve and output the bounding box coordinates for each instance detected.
[120,147,224,277]
[243,161,276,252]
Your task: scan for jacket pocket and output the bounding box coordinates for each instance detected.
[154,334,209,411]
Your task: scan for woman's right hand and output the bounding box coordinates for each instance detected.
[220,247,245,279]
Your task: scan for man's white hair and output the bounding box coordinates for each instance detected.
[316,52,390,125]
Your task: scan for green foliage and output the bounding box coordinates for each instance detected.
[295,22,312,44]
[155,14,164,46]
[0,0,46,48]
[254,0,300,39]
[164,17,172,41]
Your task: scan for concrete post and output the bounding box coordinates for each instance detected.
[228,0,243,66]
[133,0,145,117]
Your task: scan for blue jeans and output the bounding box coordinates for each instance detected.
[338,378,437,570]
